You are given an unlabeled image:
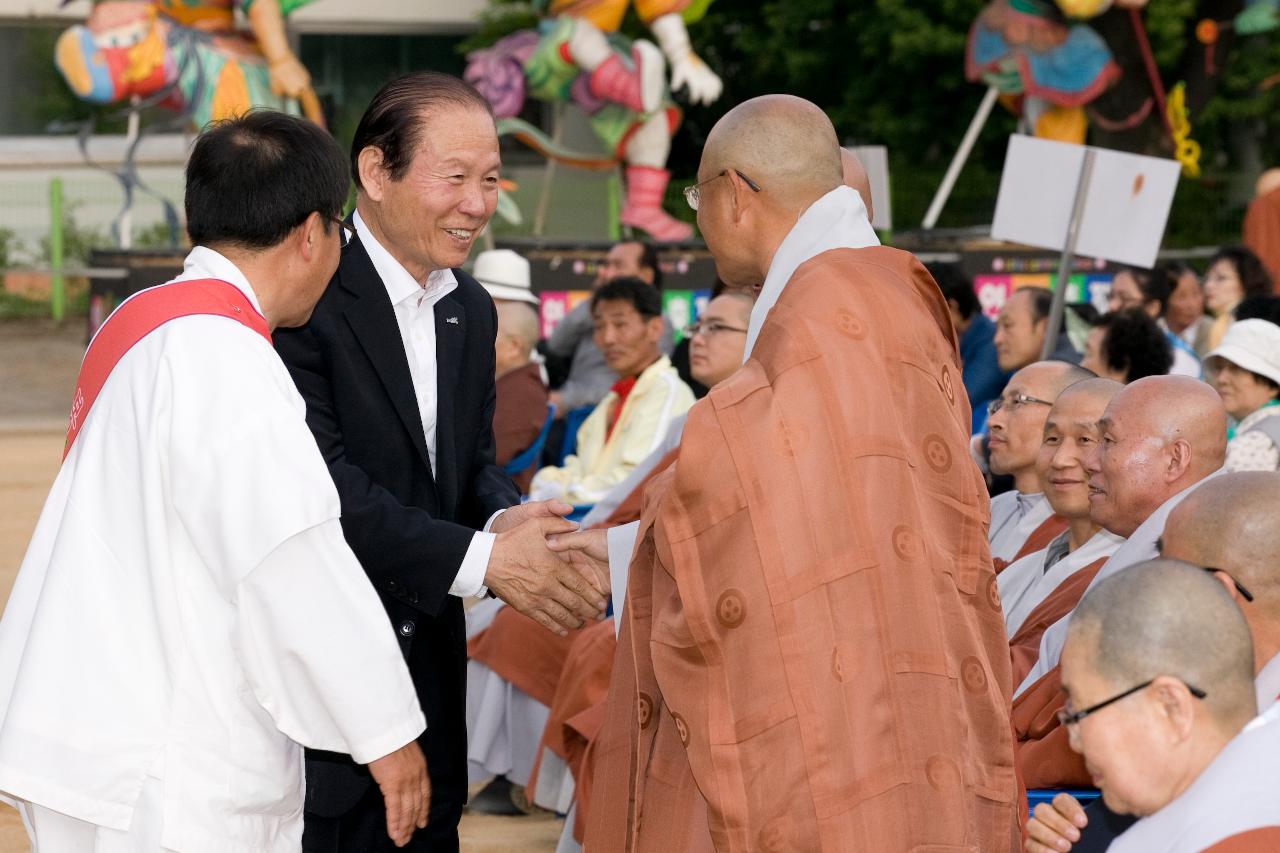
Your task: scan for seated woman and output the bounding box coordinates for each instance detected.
[1206,319,1280,473]
[1081,309,1172,384]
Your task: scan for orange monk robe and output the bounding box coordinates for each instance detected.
[993,514,1070,574]
[1007,558,1107,790]
[467,608,579,708]
[1203,828,1280,851]
[585,247,1021,852]
[1243,186,1280,288]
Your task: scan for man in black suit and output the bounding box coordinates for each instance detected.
[275,72,607,853]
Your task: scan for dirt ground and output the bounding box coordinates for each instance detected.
[0,318,560,851]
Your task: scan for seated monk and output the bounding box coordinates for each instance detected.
[987,361,1094,569]
[463,291,753,815]
[1027,472,1280,851]
[492,299,549,493]
[1010,378,1227,792]
[530,278,694,505]
[1025,560,1280,853]
[1002,379,1126,788]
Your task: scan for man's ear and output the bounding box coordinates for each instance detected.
[646,315,664,342]
[1150,676,1198,742]
[357,146,388,202]
[727,170,753,224]
[1167,438,1193,483]
[299,211,324,263]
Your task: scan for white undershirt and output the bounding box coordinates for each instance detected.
[354,211,499,598]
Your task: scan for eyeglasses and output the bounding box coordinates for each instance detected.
[683,320,749,338]
[987,393,1054,416]
[683,170,762,212]
[1203,566,1255,602]
[1057,677,1207,728]
[328,215,354,245]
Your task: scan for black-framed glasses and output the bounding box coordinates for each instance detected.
[1204,566,1255,602]
[683,169,762,211]
[1056,678,1207,728]
[683,320,749,338]
[987,393,1055,417]
[328,215,354,245]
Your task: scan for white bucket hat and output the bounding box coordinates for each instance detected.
[1206,319,1280,387]
[473,249,538,306]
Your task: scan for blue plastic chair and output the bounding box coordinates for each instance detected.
[1027,789,1101,818]
[557,405,595,465]
[503,403,557,478]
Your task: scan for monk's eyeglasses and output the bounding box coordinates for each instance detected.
[987,393,1054,417]
[1203,566,1255,602]
[684,170,762,212]
[1056,678,1207,728]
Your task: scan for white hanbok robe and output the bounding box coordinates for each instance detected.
[988,490,1055,563]
[997,528,1124,638]
[0,248,424,853]
[1015,469,1225,698]
[1109,703,1280,852]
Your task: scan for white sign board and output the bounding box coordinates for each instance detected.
[991,135,1180,269]
[850,145,892,232]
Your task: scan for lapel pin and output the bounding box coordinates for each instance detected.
[446,316,460,325]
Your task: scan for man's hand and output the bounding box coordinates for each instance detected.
[546,528,610,597]
[490,499,573,534]
[367,741,430,847]
[486,516,607,635]
[1025,793,1087,853]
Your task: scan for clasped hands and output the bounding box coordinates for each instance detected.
[485,501,612,636]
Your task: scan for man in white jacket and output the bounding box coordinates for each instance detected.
[0,111,429,852]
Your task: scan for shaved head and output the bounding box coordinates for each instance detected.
[1163,472,1280,613]
[1068,559,1255,730]
[1053,376,1123,411]
[1088,376,1228,537]
[701,95,842,210]
[840,147,874,222]
[988,360,1097,490]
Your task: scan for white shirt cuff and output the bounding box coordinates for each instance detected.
[606,521,641,636]
[451,531,495,599]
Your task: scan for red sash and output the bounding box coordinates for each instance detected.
[64,278,271,458]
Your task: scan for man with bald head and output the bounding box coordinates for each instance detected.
[999,378,1126,789]
[1017,375,1228,698]
[987,361,1093,567]
[492,300,548,493]
[1163,472,1280,709]
[558,94,1019,851]
[1025,560,1280,853]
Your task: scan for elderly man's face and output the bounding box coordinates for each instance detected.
[595,242,650,289]
[1037,392,1107,520]
[994,290,1047,372]
[592,299,662,378]
[987,366,1058,482]
[375,105,500,275]
[1060,637,1173,817]
[1086,396,1172,537]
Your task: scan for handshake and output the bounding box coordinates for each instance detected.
[482,500,612,636]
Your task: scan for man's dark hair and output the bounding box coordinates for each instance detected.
[1210,245,1274,300]
[1094,309,1173,382]
[592,276,663,320]
[928,262,979,320]
[1118,266,1175,315]
[186,110,348,250]
[351,71,494,190]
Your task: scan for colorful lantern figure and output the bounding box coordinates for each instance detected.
[53,0,321,131]
[465,1,723,242]
[966,0,1149,144]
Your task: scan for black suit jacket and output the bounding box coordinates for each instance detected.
[274,233,519,824]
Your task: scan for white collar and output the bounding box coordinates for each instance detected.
[1256,653,1280,713]
[181,246,265,317]
[743,185,879,361]
[353,209,458,309]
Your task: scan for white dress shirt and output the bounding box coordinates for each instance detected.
[353,211,498,598]
[988,490,1055,563]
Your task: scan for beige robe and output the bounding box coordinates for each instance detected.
[584,247,1020,852]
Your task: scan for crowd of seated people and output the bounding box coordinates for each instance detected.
[466,239,1280,852]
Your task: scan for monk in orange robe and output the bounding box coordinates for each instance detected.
[551,95,1019,852]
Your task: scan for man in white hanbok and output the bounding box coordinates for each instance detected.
[0,112,430,852]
